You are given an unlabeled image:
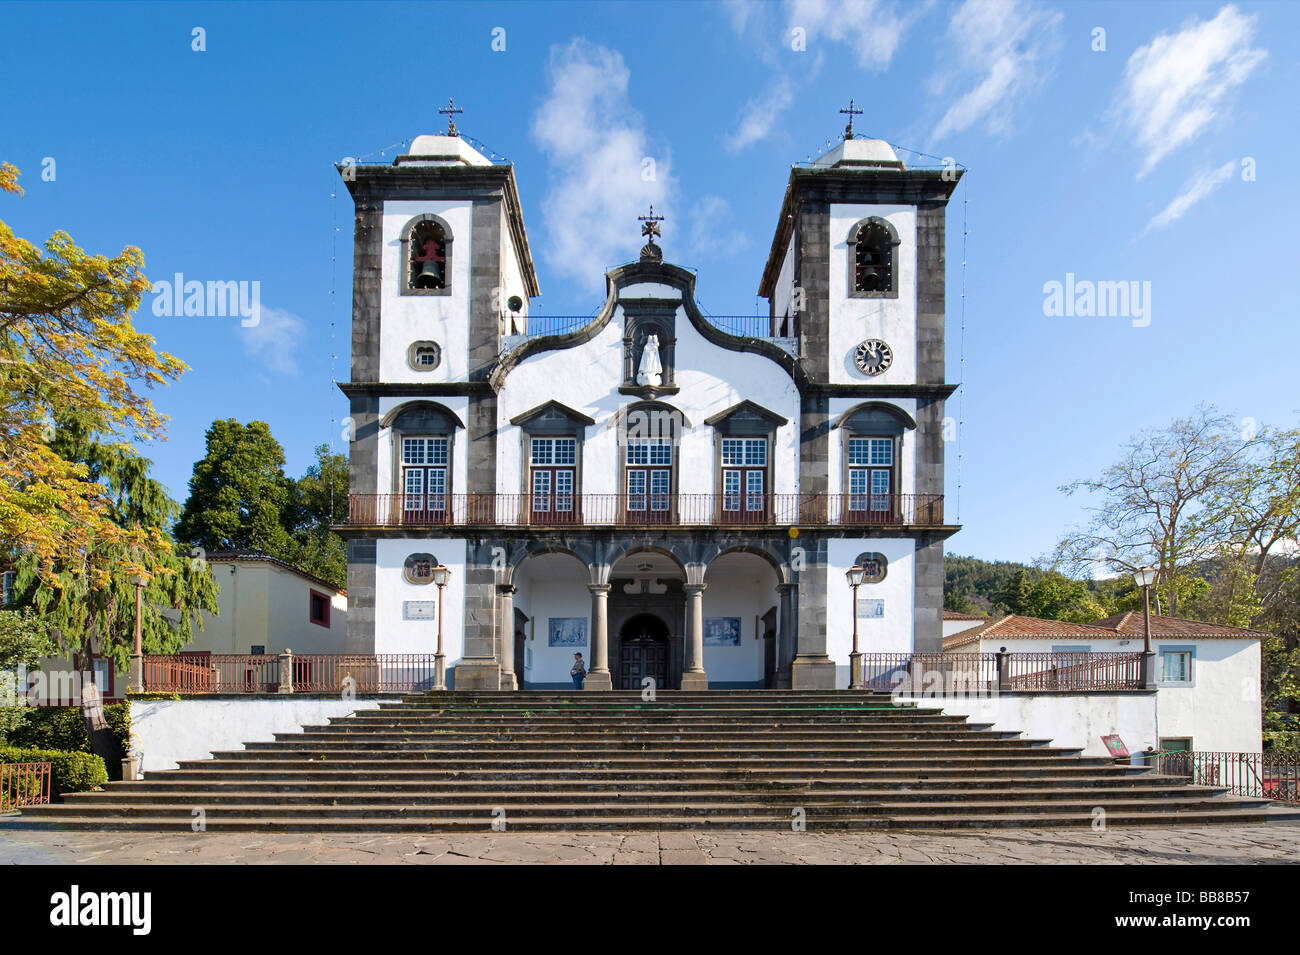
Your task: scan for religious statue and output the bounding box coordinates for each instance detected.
[636,333,663,387]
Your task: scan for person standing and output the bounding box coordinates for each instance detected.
[570,652,586,689]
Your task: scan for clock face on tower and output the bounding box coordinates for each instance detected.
[854,339,893,376]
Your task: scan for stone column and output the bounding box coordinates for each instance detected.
[774,582,796,689]
[496,583,518,691]
[681,563,709,690]
[791,537,836,689]
[586,583,613,691]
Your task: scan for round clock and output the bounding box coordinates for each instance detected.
[854,339,893,376]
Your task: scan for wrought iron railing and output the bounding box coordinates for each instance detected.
[858,651,1145,693]
[0,761,52,809]
[141,654,442,695]
[347,492,945,528]
[513,314,781,340]
[1158,751,1300,805]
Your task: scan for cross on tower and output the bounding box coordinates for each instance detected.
[839,98,863,141]
[438,98,464,137]
[638,205,664,244]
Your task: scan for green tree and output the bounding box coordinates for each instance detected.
[175,419,295,557]
[9,418,219,669]
[285,444,348,589]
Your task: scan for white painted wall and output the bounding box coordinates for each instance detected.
[772,236,796,329]
[943,617,986,638]
[514,553,592,687]
[187,560,348,655]
[971,636,1263,754]
[373,538,466,663]
[129,698,382,773]
[702,555,778,685]
[825,538,916,676]
[895,691,1159,758]
[496,294,802,502]
[380,200,472,384]
[828,204,917,386]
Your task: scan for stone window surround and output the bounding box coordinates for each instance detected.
[403,552,439,585]
[399,213,454,297]
[381,401,465,499]
[704,400,789,505]
[406,340,443,372]
[853,551,888,583]
[833,401,916,507]
[621,300,678,392]
[616,401,689,512]
[509,401,595,500]
[1158,645,1196,688]
[847,215,900,300]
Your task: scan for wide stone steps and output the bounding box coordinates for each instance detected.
[10,691,1299,831]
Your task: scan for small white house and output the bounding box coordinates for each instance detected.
[943,612,1266,753]
[191,554,348,656]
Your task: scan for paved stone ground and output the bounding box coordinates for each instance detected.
[2,824,1299,864]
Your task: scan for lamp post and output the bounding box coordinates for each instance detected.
[128,573,146,693]
[430,564,450,691]
[1133,566,1158,689]
[845,564,866,690]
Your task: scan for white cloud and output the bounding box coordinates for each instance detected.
[929,0,1062,144]
[728,77,794,152]
[241,305,306,376]
[1116,4,1266,178]
[1141,160,1236,235]
[531,39,677,293]
[785,0,913,71]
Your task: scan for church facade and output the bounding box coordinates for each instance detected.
[338,126,962,690]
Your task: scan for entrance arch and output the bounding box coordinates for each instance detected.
[617,613,670,690]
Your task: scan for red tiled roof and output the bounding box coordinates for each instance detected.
[941,611,1269,650]
[943,610,987,621]
[1089,612,1269,640]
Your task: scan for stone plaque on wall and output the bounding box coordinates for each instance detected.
[403,600,437,621]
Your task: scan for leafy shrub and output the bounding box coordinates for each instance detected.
[0,704,132,780]
[0,746,108,795]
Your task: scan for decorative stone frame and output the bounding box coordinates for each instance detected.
[833,401,916,508]
[613,401,690,520]
[853,551,888,583]
[510,400,596,502]
[620,299,679,397]
[847,216,900,299]
[399,213,454,297]
[403,552,439,585]
[381,401,465,498]
[704,400,789,510]
[406,340,442,372]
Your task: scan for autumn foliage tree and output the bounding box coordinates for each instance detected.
[1,162,213,663]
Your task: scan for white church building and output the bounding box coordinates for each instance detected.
[338,124,960,690]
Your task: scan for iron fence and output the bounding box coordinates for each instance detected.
[348,492,945,528]
[857,651,1144,693]
[1158,751,1300,805]
[0,761,52,809]
[142,654,441,694]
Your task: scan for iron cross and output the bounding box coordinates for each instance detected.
[638,205,664,242]
[439,98,464,137]
[840,98,863,140]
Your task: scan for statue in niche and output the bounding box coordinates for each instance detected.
[636,333,663,386]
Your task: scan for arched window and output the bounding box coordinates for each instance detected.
[400,214,454,295]
[848,217,899,297]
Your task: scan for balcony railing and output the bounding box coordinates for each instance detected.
[347,492,945,528]
[858,652,1146,693]
[1159,751,1300,805]
[141,654,442,694]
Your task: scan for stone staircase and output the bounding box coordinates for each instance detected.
[11,691,1299,831]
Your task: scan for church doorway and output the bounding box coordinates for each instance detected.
[618,614,670,690]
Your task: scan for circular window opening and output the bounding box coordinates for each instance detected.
[404,553,438,584]
[407,341,442,372]
[854,552,888,583]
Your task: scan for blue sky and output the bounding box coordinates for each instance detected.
[2,0,1295,564]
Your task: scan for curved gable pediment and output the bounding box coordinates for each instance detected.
[833,401,916,434]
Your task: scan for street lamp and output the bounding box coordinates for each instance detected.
[430,564,450,691]
[845,564,866,690]
[128,573,146,693]
[1133,565,1158,688]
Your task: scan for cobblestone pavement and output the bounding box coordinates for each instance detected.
[2,823,1299,864]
